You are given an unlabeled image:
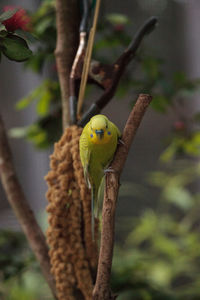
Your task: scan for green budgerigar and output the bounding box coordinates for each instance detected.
[79,114,121,239]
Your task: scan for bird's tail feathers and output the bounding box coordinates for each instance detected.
[91,176,104,241]
[91,186,96,241]
[95,177,104,219]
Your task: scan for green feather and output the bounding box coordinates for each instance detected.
[79,114,121,240]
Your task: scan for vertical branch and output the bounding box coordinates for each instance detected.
[0,116,57,299]
[93,94,152,300]
[55,0,79,129]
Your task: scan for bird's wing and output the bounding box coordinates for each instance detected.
[83,149,91,189]
[110,121,121,138]
[79,129,91,189]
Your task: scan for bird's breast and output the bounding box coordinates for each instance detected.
[90,132,112,145]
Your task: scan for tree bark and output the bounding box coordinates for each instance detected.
[93,94,152,300]
[55,0,79,129]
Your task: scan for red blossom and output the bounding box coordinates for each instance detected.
[2,6,31,32]
[174,121,185,131]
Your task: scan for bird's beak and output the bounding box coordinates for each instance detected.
[95,129,104,140]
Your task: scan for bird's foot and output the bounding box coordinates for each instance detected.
[104,167,115,174]
[118,138,125,145]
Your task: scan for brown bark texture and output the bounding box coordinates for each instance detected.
[0,115,57,299]
[55,0,79,129]
[93,94,152,300]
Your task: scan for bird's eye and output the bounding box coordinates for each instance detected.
[90,134,93,138]
[108,131,111,135]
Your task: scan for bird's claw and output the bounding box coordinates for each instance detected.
[118,139,125,145]
[104,167,115,174]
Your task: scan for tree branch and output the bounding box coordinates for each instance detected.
[0,115,57,299]
[78,17,157,127]
[55,0,79,129]
[93,94,152,300]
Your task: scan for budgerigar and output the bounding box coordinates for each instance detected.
[79,114,121,240]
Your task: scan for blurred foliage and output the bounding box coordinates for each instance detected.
[0,229,52,300]
[9,0,200,153]
[0,7,32,62]
[10,79,62,148]
[111,160,200,300]
[0,230,32,281]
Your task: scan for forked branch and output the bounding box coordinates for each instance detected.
[79,17,157,127]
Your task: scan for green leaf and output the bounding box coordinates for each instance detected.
[16,97,33,110]
[163,186,193,210]
[173,71,186,86]
[36,89,52,116]
[160,142,177,162]
[1,35,32,62]
[0,8,18,22]
[16,86,42,110]
[35,16,54,35]
[142,57,162,80]
[15,29,37,43]
[0,30,7,38]
[0,23,6,32]
[106,13,130,25]
[9,127,27,138]
[150,95,169,113]
[183,132,200,156]
[26,124,48,148]
[148,261,172,287]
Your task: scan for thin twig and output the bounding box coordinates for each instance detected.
[77,0,101,117]
[69,0,90,125]
[0,115,57,299]
[55,0,79,129]
[93,94,152,300]
[78,17,157,127]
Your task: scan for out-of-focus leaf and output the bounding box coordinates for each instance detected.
[127,211,158,245]
[9,127,27,138]
[0,24,6,32]
[35,15,54,35]
[106,13,130,25]
[1,35,32,62]
[148,262,172,287]
[142,57,161,80]
[16,86,43,110]
[173,71,198,92]
[26,124,48,148]
[0,8,18,22]
[16,80,59,113]
[153,235,179,259]
[24,51,46,72]
[173,72,187,87]
[150,95,169,113]
[15,29,37,43]
[36,89,51,116]
[183,132,200,156]
[163,186,193,210]
[160,143,177,162]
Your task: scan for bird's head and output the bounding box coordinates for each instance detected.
[89,115,112,144]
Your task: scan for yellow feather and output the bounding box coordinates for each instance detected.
[79,114,121,240]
